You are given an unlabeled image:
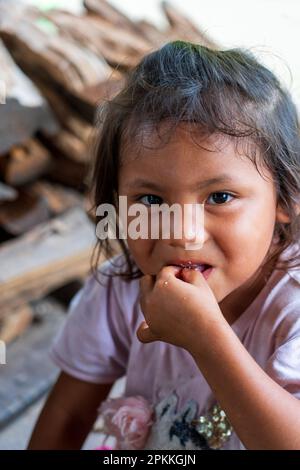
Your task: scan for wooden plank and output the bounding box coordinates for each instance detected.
[44,9,151,70]
[36,131,87,187]
[0,7,113,93]
[0,6,120,120]
[0,182,18,202]
[0,304,34,344]
[63,76,125,122]
[83,0,141,33]
[135,20,170,45]
[33,83,93,142]
[0,207,97,316]
[0,187,50,235]
[0,39,58,154]
[0,139,53,186]
[30,180,84,216]
[0,180,84,235]
[45,150,87,188]
[14,56,123,122]
[41,129,89,165]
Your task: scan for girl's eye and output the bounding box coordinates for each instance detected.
[138,194,163,206]
[206,192,235,205]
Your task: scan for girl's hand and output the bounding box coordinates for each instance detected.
[136,266,224,352]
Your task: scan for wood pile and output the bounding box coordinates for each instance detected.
[0,0,215,348]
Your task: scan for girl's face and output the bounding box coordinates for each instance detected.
[118,125,288,314]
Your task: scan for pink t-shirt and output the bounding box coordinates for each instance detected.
[50,243,300,450]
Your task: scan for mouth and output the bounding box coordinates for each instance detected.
[168,261,213,280]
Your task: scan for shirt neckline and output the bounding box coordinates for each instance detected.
[230,264,281,338]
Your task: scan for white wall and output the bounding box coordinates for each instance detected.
[111,0,300,110]
[20,0,300,109]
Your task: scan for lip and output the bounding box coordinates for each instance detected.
[201,266,213,280]
[167,260,214,280]
[167,260,212,269]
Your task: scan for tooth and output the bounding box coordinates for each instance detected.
[179,263,207,272]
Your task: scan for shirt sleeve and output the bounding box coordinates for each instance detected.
[49,257,133,384]
[265,307,300,399]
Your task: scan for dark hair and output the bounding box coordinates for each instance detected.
[89,40,300,282]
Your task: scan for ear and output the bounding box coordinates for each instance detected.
[276,202,300,223]
[276,204,290,224]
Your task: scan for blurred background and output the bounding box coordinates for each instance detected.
[0,0,299,450]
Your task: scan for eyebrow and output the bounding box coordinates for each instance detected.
[125,175,236,191]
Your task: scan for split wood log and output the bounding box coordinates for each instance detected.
[83,0,141,34]
[0,182,18,202]
[135,20,170,46]
[43,9,151,70]
[33,82,93,142]
[30,180,84,216]
[63,76,125,122]
[0,39,58,154]
[0,6,113,93]
[41,129,89,165]
[0,8,122,120]
[0,139,53,186]
[0,304,34,344]
[44,150,87,189]
[0,180,84,235]
[0,207,97,317]
[37,130,89,190]
[0,187,50,235]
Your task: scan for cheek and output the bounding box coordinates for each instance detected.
[127,238,155,273]
[214,202,276,266]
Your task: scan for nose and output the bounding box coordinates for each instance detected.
[168,202,208,250]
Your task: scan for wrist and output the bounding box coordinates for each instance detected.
[186,312,232,360]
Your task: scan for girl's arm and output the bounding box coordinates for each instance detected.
[189,319,300,450]
[27,371,113,450]
[138,267,300,450]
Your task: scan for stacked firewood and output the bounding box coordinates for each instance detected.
[0,0,216,345]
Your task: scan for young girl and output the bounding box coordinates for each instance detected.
[28,41,300,450]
